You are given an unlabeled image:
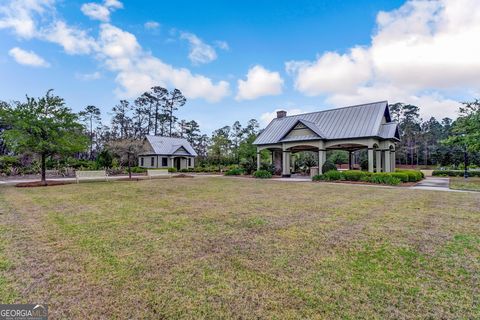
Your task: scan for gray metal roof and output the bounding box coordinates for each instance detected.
[254,101,399,145]
[378,122,400,140]
[143,135,197,156]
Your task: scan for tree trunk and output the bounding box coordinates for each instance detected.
[41,153,46,185]
[127,153,132,179]
[90,116,93,160]
[154,105,158,136]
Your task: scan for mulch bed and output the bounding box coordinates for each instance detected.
[15,180,74,188]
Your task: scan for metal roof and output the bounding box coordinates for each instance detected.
[378,122,400,140]
[253,101,399,145]
[143,135,197,156]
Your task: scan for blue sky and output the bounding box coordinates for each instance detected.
[1,0,479,134]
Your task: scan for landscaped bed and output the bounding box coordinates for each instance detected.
[312,169,424,185]
[1,177,479,318]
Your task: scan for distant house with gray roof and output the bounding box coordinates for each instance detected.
[253,101,399,176]
[139,136,197,170]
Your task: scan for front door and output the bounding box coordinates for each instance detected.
[174,158,181,170]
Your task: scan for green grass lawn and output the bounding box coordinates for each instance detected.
[450,177,480,191]
[1,177,479,319]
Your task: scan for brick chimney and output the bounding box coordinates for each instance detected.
[276,110,287,119]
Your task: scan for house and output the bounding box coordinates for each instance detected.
[253,101,400,177]
[139,135,197,170]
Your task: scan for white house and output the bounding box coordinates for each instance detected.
[139,135,197,170]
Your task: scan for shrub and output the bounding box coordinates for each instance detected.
[240,159,256,175]
[168,167,177,173]
[129,166,147,174]
[323,170,343,181]
[342,170,366,181]
[225,168,243,176]
[391,172,409,183]
[260,163,276,174]
[432,170,480,177]
[382,176,402,185]
[322,160,337,173]
[254,170,272,179]
[395,169,423,182]
[365,172,403,185]
[179,168,189,173]
[312,174,325,181]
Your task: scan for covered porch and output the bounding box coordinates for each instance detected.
[257,138,396,177]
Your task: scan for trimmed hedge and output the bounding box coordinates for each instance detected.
[323,170,344,181]
[342,170,364,181]
[168,167,177,173]
[254,170,272,179]
[432,170,480,177]
[390,172,409,183]
[312,169,423,186]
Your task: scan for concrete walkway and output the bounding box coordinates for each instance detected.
[409,177,453,192]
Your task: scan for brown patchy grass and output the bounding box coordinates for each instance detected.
[450,177,480,192]
[0,177,479,319]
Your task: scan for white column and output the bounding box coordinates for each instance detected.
[384,150,391,172]
[169,157,174,168]
[282,151,291,176]
[368,148,374,172]
[256,150,261,171]
[391,150,395,171]
[318,150,326,174]
[191,157,195,168]
[376,150,382,172]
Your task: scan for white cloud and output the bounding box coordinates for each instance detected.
[43,20,98,54]
[286,47,371,95]
[287,0,480,119]
[236,65,284,101]
[180,32,217,65]
[81,0,123,22]
[81,3,110,22]
[144,21,160,30]
[0,1,229,102]
[260,108,306,126]
[0,0,54,38]
[76,71,102,80]
[98,24,230,102]
[8,47,49,67]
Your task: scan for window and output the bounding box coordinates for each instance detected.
[151,157,155,166]
[162,157,168,167]
[188,158,192,166]
[140,157,144,166]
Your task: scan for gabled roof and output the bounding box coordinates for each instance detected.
[143,135,197,156]
[378,122,400,140]
[279,119,324,142]
[253,101,399,145]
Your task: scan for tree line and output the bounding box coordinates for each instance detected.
[1,87,479,184]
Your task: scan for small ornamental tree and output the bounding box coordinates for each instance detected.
[108,139,145,179]
[0,90,88,185]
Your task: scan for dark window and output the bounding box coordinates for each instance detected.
[140,157,144,166]
[151,157,155,166]
[162,157,168,167]
[188,158,192,166]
